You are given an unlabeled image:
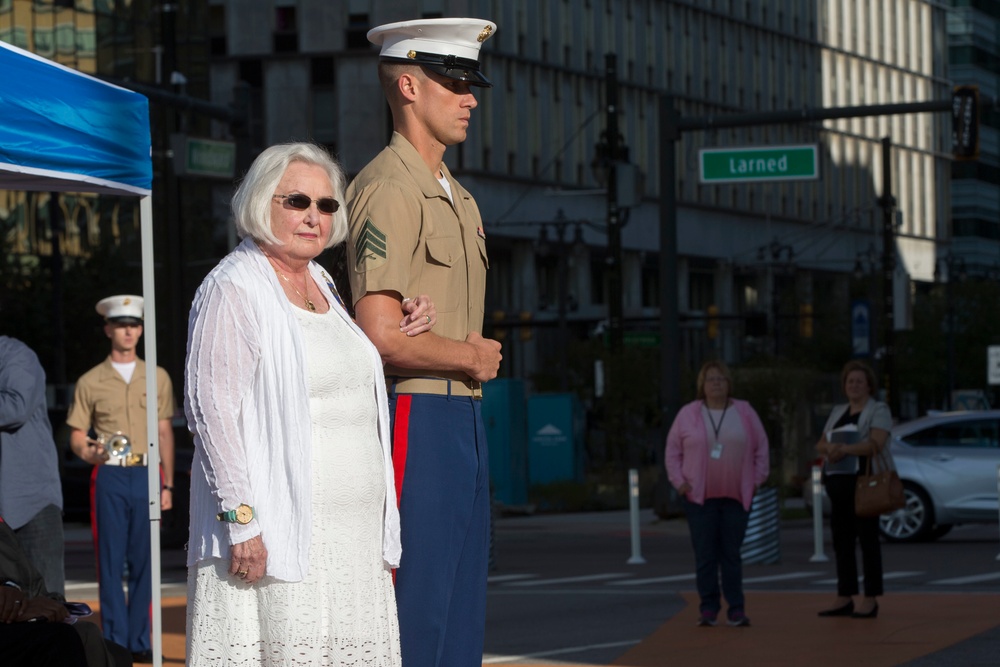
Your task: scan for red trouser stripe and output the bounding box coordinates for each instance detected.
[392,395,413,508]
[89,466,100,583]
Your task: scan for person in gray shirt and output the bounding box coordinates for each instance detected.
[0,336,64,595]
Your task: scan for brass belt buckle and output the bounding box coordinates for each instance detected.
[126,453,143,467]
[471,381,483,400]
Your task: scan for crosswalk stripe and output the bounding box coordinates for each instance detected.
[482,639,641,664]
[506,573,630,587]
[491,570,996,588]
[744,571,823,583]
[487,574,537,584]
[609,574,696,586]
[930,572,1000,585]
[813,571,924,585]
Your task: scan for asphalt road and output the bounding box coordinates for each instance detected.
[482,510,1000,665]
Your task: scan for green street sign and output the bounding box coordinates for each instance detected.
[699,144,819,184]
[171,134,236,179]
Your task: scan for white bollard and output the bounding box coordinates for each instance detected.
[809,464,829,563]
[627,468,646,565]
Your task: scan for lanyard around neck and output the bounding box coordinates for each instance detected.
[704,402,729,442]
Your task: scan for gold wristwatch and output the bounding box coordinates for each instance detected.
[217,503,254,525]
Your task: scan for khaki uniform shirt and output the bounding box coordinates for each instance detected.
[347,132,488,381]
[66,357,175,455]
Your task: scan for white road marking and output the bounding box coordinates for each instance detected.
[482,639,641,663]
[506,573,631,587]
[931,572,1000,585]
[743,571,823,583]
[487,574,537,584]
[813,571,924,585]
[609,573,696,586]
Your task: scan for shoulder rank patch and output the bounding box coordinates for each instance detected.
[355,218,387,271]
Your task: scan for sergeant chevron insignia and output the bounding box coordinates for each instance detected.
[356,218,387,270]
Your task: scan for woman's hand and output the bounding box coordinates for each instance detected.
[399,295,437,336]
[19,597,68,623]
[230,534,268,585]
[676,482,692,497]
[0,586,27,623]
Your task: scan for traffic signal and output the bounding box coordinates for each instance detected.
[953,85,980,161]
[799,303,814,339]
[706,304,719,339]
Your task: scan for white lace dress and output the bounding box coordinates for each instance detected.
[186,306,401,666]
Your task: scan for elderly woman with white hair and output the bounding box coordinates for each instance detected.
[183,142,435,666]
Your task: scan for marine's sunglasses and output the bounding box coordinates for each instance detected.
[272,193,340,214]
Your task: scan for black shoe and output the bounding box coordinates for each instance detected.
[851,602,879,619]
[817,600,854,617]
[131,650,153,664]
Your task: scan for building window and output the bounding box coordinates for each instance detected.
[346,13,369,49]
[239,60,263,88]
[689,272,714,311]
[210,4,227,56]
[274,6,298,53]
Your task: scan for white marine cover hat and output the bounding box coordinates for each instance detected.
[367,17,497,87]
[96,294,144,325]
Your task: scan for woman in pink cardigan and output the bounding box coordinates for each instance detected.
[665,360,770,627]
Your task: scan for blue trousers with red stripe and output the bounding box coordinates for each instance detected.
[91,465,151,653]
[390,392,490,667]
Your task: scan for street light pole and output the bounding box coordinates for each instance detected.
[605,53,623,353]
[878,137,896,413]
[554,214,570,391]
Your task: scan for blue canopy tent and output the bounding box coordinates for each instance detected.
[0,40,168,665]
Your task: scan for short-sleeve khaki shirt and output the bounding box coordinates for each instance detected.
[347,132,488,380]
[66,357,176,456]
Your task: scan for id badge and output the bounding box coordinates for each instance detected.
[710,442,724,459]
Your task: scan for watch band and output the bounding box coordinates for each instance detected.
[216,504,254,524]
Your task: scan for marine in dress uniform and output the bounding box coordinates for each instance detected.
[66,295,175,663]
[346,17,503,667]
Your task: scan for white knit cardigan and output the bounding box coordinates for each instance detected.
[184,238,401,581]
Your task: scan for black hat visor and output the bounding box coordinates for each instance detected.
[384,52,492,87]
[107,316,143,326]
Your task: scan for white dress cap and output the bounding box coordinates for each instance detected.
[367,17,497,87]
[96,294,144,324]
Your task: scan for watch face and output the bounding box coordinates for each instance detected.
[235,505,253,524]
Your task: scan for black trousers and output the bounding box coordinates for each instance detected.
[0,621,88,667]
[824,473,884,597]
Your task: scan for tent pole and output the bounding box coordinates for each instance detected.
[140,195,164,667]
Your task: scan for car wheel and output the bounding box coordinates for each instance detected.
[879,483,934,542]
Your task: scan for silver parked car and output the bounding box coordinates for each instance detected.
[879,410,1000,542]
[803,409,1000,542]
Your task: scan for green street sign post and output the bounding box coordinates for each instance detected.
[699,144,819,184]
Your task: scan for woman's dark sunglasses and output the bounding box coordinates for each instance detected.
[272,193,340,214]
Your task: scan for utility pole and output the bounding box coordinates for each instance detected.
[605,53,624,353]
[659,95,681,431]
[160,1,184,383]
[878,137,896,413]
